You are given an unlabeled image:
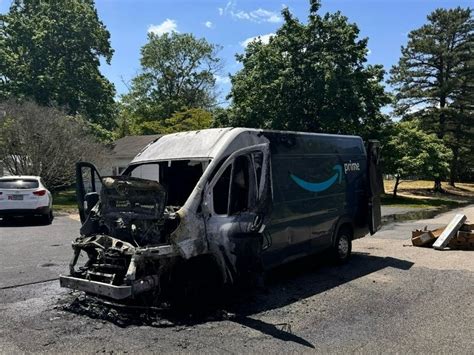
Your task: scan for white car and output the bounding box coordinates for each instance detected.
[0,176,53,224]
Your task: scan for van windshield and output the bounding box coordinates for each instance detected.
[125,160,207,207]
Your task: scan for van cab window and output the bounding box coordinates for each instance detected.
[212,154,259,215]
[230,156,250,214]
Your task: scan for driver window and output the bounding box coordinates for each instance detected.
[212,153,261,215]
[229,155,250,214]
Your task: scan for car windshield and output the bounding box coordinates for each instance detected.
[0,179,39,189]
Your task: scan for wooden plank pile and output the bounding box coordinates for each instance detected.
[411,214,474,250]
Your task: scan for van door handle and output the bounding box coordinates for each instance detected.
[251,214,263,232]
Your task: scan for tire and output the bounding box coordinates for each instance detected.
[41,210,53,225]
[331,227,352,264]
[170,257,222,313]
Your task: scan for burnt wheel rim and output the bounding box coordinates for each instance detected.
[338,235,349,258]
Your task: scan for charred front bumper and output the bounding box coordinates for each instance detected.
[60,234,180,300]
[59,274,160,300]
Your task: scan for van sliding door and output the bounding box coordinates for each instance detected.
[367,140,383,234]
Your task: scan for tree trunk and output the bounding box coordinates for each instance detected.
[449,145,459,187]
[433,178,442,192]
[393,175,400,198]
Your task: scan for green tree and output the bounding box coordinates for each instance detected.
[0,0,116,129]
[389,7,473,189]
[136,108,213,135]
[227,0,390,139]
[122,32,222,128]
[383,121,452,197]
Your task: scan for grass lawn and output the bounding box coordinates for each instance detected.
[52,189,77,213]
[382,179,474,209]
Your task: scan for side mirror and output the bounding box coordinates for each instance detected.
[84,192,99,216]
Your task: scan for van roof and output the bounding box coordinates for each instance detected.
[130,127,362,164]
[131,128,235,163]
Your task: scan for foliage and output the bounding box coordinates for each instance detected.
[0,100,108,191]
[0,0,116,129]
[383,121,452,196]
[134,108,213,135]
[389,7,473,187]
[211,107,232,128]
[122,32,222,128]
[227,0,391,139]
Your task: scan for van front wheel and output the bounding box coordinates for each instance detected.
[331,229,352,263]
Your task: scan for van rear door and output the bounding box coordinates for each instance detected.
[367,140,383,234]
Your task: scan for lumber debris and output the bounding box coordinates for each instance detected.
[411,216,473,250]
[433,214,467,250]
[411,226,444,247]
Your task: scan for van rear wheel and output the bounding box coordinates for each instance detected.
[331,228,352,263]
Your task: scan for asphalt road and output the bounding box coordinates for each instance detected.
[1,208,473,353]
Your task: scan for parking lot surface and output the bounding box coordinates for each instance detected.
[1,208,473,353]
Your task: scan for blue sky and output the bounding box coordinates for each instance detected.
[1,0,472,105]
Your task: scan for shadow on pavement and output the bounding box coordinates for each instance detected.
[63,252,414,349]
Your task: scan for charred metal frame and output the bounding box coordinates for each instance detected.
[60,129,272,301]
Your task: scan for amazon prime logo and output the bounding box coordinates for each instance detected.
[290,165,342,193]
[344,162,360,174]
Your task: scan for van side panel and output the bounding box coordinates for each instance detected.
[261,132,368,267]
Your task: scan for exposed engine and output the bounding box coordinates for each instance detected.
[80,176,180,246]
[67,176,181,292]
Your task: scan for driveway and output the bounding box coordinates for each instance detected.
[0,208,473,353]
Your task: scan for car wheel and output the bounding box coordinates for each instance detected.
[41,211,53,225]
[331,228,352,263]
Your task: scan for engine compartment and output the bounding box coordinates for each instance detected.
[80,176,180,246]
[61,159,212,301]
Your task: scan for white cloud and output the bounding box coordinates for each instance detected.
[204,21,214,29]
[240,33,275,48]
[233,10,251,20]
[367,48,372,55]
[215,74,231,84]
[148,19,178,35]
[250,8,281,23]
[219,1,282,23]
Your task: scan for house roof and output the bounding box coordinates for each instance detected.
[112,134,162,158]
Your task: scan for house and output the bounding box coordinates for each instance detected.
[108,135,162,175]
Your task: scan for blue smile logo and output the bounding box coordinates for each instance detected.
[290,165,342,192]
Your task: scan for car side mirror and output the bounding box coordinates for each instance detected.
[84,192,99,215]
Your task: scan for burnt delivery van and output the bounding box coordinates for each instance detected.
[60,128,383,301]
